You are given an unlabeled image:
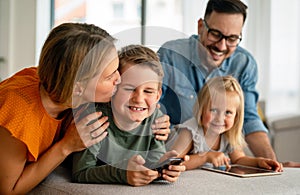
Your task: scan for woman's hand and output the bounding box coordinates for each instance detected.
[61,111,109,154]
[152,114,170,141]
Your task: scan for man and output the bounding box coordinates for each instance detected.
[158,0,276,160]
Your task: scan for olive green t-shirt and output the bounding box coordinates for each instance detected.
[72,103,166,184]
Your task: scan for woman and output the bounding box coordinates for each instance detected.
[0,23,170,194]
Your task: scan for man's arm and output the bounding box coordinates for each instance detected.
[152,113,170,141]
[245,131,276,160]
[233,49,276,160]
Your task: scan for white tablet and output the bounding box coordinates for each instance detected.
[201,164,282,178]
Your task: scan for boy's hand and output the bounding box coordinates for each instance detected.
[127,155,158,186]
[159,150,189,182]
[152,114,170,141]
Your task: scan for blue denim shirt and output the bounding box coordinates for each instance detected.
[157,35,267,135]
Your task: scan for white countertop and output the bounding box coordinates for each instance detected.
[29,166,300,195]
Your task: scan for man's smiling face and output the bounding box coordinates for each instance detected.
[198,11,244,67]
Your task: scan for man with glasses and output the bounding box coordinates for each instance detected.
[158,0,277,160]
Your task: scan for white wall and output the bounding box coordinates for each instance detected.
[0,0,37,80]
[35,0,52,65]
[244,0,271,101]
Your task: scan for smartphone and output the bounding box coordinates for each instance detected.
[151,157,184,174]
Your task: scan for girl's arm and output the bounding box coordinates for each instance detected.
[184,151,230,170]
[170,128,193,157]
[171,129,230,170]
[230,148,271,167]
[183,153,208,170]
[228,149,247,165]
[229,149,283,172]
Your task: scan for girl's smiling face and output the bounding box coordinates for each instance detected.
[202,91,240,135]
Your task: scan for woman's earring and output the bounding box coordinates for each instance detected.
[76,91,83,96]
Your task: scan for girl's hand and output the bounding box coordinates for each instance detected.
[207,151,231,168]
[257,158,283,172]
[127,155,158,186]
[152,114,170,141]
[61,111,109,154]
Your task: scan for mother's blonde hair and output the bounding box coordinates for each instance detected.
[194,75,246,149]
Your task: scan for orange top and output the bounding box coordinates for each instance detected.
[0,67,63,161]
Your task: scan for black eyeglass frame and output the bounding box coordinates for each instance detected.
[203,20,242,47]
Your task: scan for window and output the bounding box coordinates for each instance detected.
[267,0,300,116]
[53,0,86,26]
[51,0,208,47]
[49,0,300,117]
[112,2,124,18]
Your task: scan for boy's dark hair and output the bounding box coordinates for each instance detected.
[204,0,248,24]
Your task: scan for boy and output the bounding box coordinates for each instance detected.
[72,45,187,186]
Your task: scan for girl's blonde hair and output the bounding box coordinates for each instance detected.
[38,23,116,107]
[194,75,246,149]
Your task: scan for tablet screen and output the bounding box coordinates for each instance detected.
[202,164,282,177]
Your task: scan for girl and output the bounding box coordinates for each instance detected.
[172,76,282,172]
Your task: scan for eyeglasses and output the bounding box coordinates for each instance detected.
[203,20,242,47]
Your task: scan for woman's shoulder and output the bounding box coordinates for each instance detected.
[0,76,40,110]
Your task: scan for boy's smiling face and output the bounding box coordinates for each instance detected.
[112,63,162,130]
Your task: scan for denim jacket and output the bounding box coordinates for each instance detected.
[157,35,267,135]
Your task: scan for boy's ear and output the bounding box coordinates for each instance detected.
[73,82,84,96]
[156,88,162,102]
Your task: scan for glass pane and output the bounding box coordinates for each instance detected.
[52,0,208,49]
[143,0,186,50]
[51,0,300,117]
[146,0,183,32]
[53,0,142,45]
[54,0,87,25]
[268,0,300,116]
